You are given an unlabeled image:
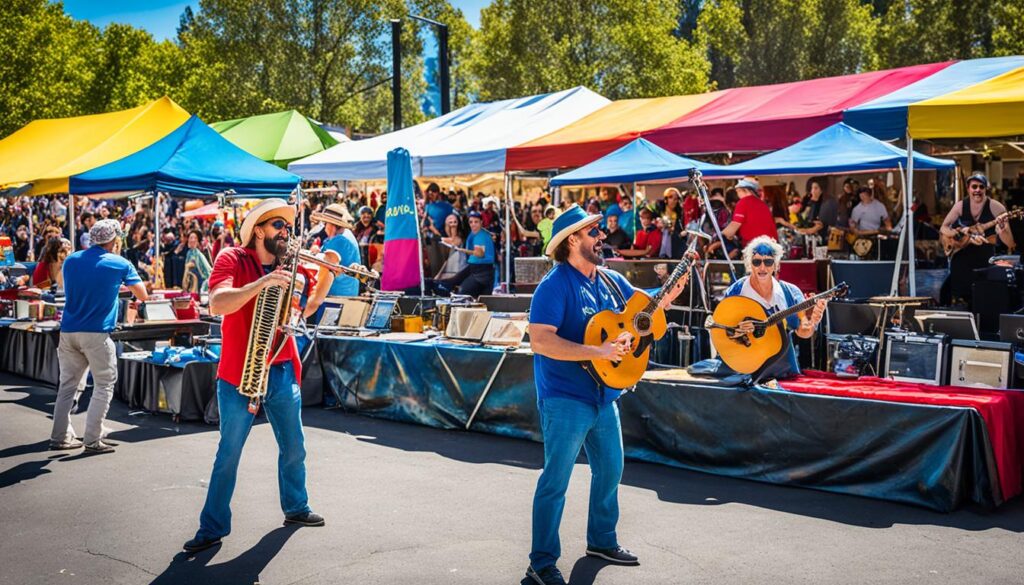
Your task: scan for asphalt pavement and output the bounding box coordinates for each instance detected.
[2,373,1024,585]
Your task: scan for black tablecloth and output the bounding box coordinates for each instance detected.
[0,325,60,385]
[116,356,218,422]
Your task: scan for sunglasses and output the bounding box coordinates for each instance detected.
[751,257,775,267]
[584,225,602,237]
[262,219,290,230]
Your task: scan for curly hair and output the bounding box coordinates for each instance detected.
[741,235,783,273]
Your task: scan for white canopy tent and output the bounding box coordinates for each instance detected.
[288,87,610,180]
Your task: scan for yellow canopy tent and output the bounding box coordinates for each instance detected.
[0,97,190,195]
[908,65,1024,139]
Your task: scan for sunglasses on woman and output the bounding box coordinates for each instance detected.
[751,257,775,267]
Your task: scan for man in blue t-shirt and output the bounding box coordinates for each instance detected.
[307,204,363,319]
[523,204,689,585]
[435,211,495,297]
[51,219,148,454]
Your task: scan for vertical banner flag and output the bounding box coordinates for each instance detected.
[382,148,420,291]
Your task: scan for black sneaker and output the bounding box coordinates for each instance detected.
[183,535,221,553]
[525,565,566,585]
[83,440,116,454]
[49,439,83,450]
[586,546,639,565]
[284,511,325,527]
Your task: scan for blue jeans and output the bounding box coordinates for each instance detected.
[530,397,623,570]
[195,364,311,540]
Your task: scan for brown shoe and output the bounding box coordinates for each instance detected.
[84,440,116,454]
[49,439,83,450]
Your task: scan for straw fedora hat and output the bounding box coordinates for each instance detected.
[544,204,603,257]
[316,203,354,229]
[240,198,295,247]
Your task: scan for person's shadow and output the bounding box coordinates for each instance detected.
[148,525,299,585]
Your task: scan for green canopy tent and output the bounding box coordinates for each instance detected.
[210,110,340,168]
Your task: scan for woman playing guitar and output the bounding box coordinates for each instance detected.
[722,236,826,379]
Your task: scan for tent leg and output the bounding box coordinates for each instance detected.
[890,163,908,296]
[27,203,34,261]
[68,194,75,252]
[906,133,916,297]
[504,173,512,292]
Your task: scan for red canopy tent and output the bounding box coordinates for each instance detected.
[642,61,954,154]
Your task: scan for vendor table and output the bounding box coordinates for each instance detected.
[0,322,60,385]
[116,353,218,422]
[319,335,1016,512]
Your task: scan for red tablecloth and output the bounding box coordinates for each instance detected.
[782,370,1024,503]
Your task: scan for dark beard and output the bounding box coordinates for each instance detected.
[269,235,290,261]
[581,244,604,266]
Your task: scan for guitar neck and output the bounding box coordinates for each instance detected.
[764,286,840,327]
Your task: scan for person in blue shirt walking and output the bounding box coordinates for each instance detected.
[50,219,148,454]
[524,204,689,585]
[307,204,362,319]
[435,211,494,297]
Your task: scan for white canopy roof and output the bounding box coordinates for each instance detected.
[288,87,610,180]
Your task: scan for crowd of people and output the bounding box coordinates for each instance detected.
[0,172,997,301]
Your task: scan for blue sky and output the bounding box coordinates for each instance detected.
[63,0,489,40]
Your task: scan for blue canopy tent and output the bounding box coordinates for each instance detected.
[70,116,301,285]
[549,138,732,186]
[720,123,954,176]
[723,122,954,298]
[70,116,301,198]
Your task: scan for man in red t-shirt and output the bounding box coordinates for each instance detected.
[184,198,324,554]
[620,207,662,258]
[721,178,777,247]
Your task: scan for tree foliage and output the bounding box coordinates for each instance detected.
[0,0,1021,139]
[469,0,710,100]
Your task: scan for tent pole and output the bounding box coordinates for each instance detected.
[906,132,916,297]
[27,201,34,261]
[415,188,426,296]
[890,163,908,296]
[631,182,637,242]
[504,172,512,292]
[68,195,75,252]
[154,191,161,288]
[954,165,961,203]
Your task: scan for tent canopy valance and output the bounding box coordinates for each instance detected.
[843,56,1024,141]
[908,65,1024,139]
[211,110,339,168]
[0,97,190,195]
[288,87,610,180]
[69,116,300,198]
[717,123,954,177]
[549,138,733,186]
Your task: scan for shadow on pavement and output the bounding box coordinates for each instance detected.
[148,525,299,585]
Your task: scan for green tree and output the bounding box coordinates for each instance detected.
[469,0,709,101]
[0,0,101,136]
[991,0,1024,57]
[697,0,876,88]
[875,0,995,68]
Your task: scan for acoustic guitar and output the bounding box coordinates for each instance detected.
[708,282,848,375]
[940,209,1023,258]
[582,170,711,389]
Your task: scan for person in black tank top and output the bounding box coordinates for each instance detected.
[939,173,1015,305]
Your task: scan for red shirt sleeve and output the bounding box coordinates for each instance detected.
[645,229,662,258]
[732,197,748,223]
[208,247,243,291]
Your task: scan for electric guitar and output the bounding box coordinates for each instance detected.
[582,169,711,389]
[708,282,848,375]
[940,209,1023,258]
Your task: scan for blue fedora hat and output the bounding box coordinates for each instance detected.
[545,204,602,257]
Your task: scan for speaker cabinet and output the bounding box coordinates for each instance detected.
[949,340,1013,389]
[884,332,948,385]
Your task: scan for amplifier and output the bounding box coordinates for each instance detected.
[826,334,880,377]
[884,332,948,385]
[949,339,1013,389]
[999,313,1024,344]
[479,294,533,313]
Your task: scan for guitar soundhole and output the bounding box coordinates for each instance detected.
[634,313,652,333]
[600,330,608,343]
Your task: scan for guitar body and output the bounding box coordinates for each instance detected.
[584,290,668,389]
[709,296,784,375]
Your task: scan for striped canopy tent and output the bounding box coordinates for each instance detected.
[211,110,339,168]
[908,65,1024,139]
[0,97,190,195]
[504,92,726,171]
